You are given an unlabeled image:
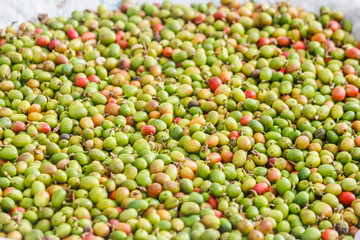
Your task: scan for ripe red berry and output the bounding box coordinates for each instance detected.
[76,77,89,88]
[208,77,222,92]
[338,191,355,206]
[245,90,257,99]
[67,29,79,39]
[332,86,346,102]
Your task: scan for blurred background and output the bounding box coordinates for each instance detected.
[1,0,360,37]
